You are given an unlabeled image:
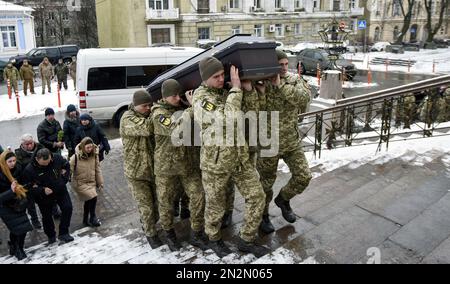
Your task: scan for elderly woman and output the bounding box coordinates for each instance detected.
[0,151,33,261]
[70,137,104,227]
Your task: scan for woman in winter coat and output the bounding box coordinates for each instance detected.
[70,137,104,227]
[0,151,33,261]
[74,114,111,162]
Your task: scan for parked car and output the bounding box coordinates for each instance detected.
[371,41,391,52]
[296,48,357,80]
[197,39,218,49]
[9,45,80,68]
[433,38,449,48]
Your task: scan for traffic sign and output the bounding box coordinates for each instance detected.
[358,20,367,30]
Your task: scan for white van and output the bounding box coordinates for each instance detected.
[76,47,203,126]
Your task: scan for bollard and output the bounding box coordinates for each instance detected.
[368,68,372,85]
[57,84,61,108]
[7,79,12,99]
[15,91,20,114]
[317,63,321,86]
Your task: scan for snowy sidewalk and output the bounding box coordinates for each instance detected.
[0,79,78,122]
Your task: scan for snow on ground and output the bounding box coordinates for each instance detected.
[0,79,78,122]
[301,74,378,90]
[343,48,450,74]
[278,132,450,179]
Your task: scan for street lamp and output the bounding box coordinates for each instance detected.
[318,18,351,69]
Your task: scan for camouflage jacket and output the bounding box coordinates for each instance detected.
[265,73,311,153]
[20,64,35,80]
[54,64,69,80]
[193,85,249,174]
[3,66,20,82]
[39,62,54,79]
[151,100,194,176]
[120,104,154,181]
[437,90,450,123]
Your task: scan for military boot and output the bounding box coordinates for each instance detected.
[146,235,163,249]
[259,215,275,234]
[237,238,270,258]
[189,230,209,251]
[221,211,233,229]
[209,239,232,258]
[275,195,296,223]
[165,229,182,251]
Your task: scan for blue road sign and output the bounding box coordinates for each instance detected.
[358,20,367,30]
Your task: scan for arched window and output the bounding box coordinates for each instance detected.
[393,26,399,41]
[410,24,418,42]
[374,26,381,42]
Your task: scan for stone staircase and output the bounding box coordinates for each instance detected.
[1,150,449,264]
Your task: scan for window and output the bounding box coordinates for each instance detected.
[254,24,263,37]
[254,0,261,8]
[88,67,126,91]
[49,28,56,37]
[295,0,303,9]
[349,0,356,9]
[126,65,173,87]
[1,26,17,48]
[313,52,323,60]
[151,28,171,44]
[275,0,282,9]
[64,28,70,36]
[229,0,240,9]
[333,0,340,11]
[198,0,210,13]
[393,26,399,41]
[294,23,302,35]
[232,25,241,35]
[198,27,210,40]
[149,0,169,10]
[46,48,59,57]
[48,12,55,20]
[275,24,284,37]
[393,0,401,16]
[62,12,69,21]
[313,0,319,11]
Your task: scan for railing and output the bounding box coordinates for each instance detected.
[146,8,180,20]
[299,75,450,158]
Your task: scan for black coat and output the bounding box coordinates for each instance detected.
[0,165,32,235]
[75,120,110,161]
[15,142,45,169]
[37,119,63,153]
[63,112,80,152]
[22,154,71,205]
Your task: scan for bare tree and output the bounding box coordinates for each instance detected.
[73,0,99,48]
[395,0,416,44]
[424,0,449,43]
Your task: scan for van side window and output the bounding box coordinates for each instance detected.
[88,67,126,90]
[126,65,174,88]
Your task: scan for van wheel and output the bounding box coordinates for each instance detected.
[114,109,126,128]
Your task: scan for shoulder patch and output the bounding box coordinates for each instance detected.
[159,115,172,127]
[201,100,217,112]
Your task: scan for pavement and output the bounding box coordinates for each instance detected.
[1,142,449,264]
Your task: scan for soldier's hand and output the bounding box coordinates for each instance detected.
[241,80,253,92]
[230,65,241,89]
[255,81,266,94]
[185,90,194,106]
[271,74,281,87]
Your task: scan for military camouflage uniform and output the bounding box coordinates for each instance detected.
[395,93,416,128]
[3,65,20,93]
[257,73,312,215]
[120,105,158,238]
[419,90,440,125]
[437,88,450,123]
[151,100,205,232]
[193,85,265,243]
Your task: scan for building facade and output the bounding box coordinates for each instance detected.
[96,0,365,48]
[363,0,449,44]
[0,0,35,59]
[5,0,98,48]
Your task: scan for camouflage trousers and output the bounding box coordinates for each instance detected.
[127,178,158,238]
[257,146,312,215]
[155,174,205,232]
[203,159,265,243]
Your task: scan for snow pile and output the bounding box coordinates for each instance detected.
[0,79,78,122]
[343,48,450,74]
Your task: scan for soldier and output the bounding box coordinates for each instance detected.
[437,86,450,123]
[19,60,36,96]
[54,58,69,91]
[151,79,207,251]
[120,89,162,249]
[403,93,416,129]
[3,62,20,94]
[39,57,54,94]
[257,50,312,234]
[69,56,77,90]
[193,57,269,258]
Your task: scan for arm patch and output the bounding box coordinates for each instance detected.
[201,100,217,112]
[159,115,172,127]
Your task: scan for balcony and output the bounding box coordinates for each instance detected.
[146,8,180,22]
